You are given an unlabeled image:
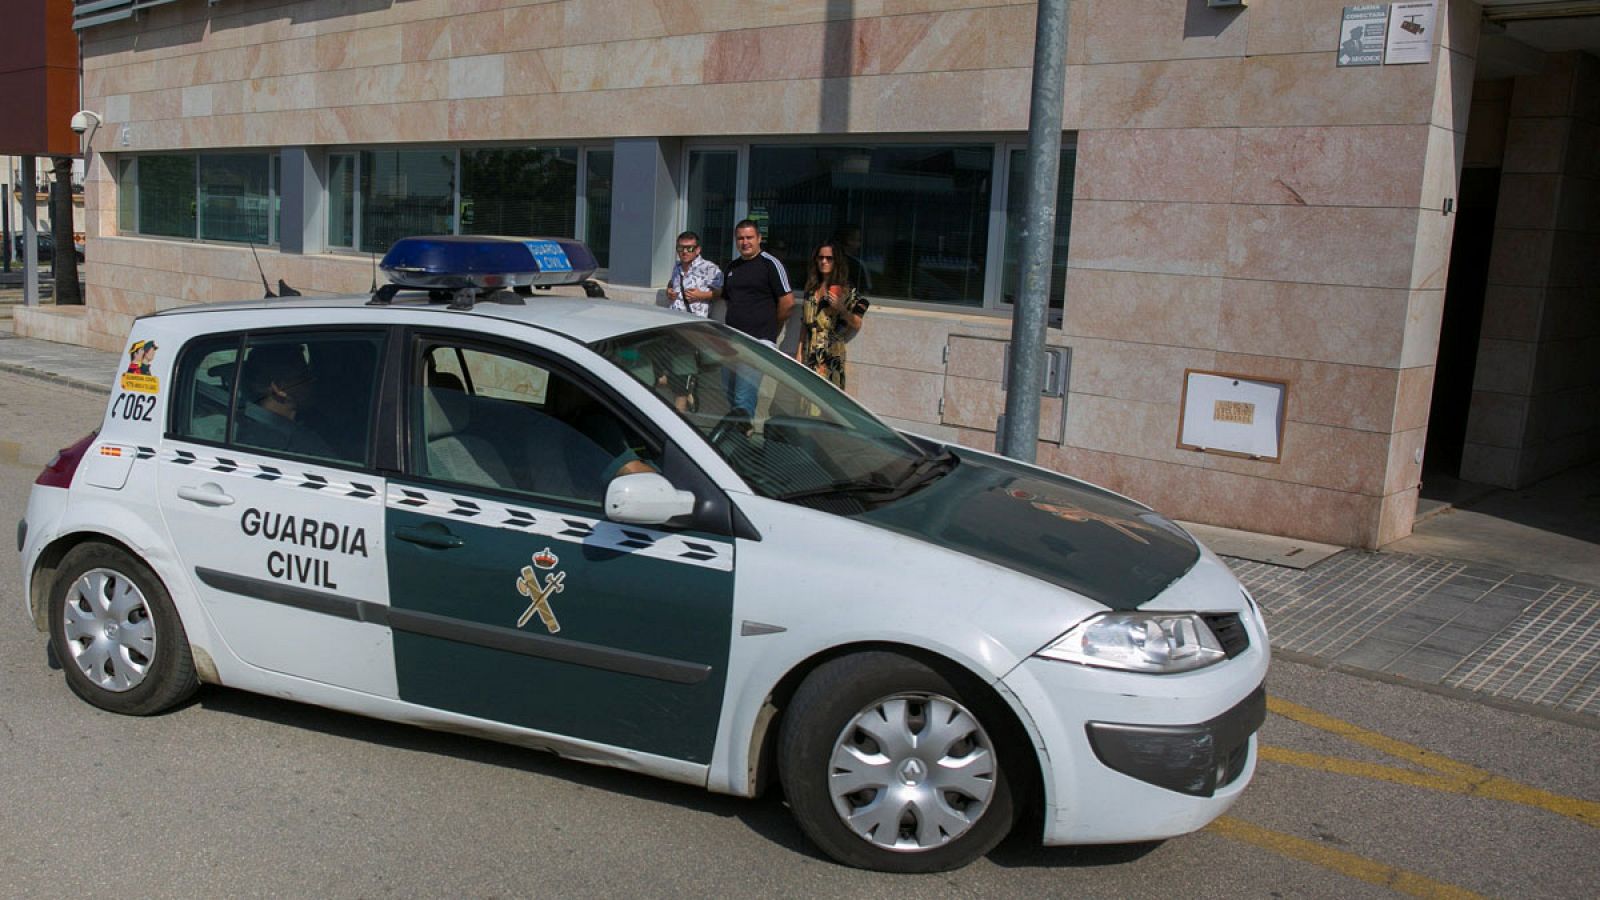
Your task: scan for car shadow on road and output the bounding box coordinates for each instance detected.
[194,684,1167,870]
[193,684,818,847]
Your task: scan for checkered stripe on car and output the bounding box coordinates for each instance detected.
[161,448,382,500]
[385,486,733,572]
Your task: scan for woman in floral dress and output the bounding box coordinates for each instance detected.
[796,241,867,389]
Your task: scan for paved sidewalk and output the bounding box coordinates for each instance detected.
[2,328,1596,724]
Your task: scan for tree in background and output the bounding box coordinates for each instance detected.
[50,156,81,305]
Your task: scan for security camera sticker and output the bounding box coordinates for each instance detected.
[119,339,160,393]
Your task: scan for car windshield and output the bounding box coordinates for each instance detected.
[593,322,950,505]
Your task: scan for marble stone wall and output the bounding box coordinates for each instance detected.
[1462,51,1600,488]
[23,0,1487,548]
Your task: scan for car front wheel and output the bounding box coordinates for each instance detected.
[49,543,198,716]
[778,651,1018,872]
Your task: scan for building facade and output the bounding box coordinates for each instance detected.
[23,0,1600,548]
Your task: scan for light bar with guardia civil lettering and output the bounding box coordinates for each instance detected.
[378,235,599,291]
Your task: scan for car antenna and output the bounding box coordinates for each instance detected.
[249,242,276,298]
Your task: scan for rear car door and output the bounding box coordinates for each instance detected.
[384,332,736,764]
[157,328,394,694]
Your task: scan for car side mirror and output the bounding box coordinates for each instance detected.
[605,472,696,526]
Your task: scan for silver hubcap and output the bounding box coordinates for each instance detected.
[828,693,997,852]
[61,568,156,692]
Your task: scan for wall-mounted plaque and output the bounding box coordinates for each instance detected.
[1385,0,1437,65]
[1337,5,1388,67]
[1177,370,1289,462]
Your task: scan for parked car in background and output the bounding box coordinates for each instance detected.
[9,232,85,265]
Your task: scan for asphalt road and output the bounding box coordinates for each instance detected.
[2,370,1596,898]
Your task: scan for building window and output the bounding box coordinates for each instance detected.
[327,152,356,249]
[118,152,279,245]
[460,146,578,242]
[582,149,613,269]
[1001,145,1077,311]
[137,154,197,239]
[198,153,271,244]
[747,144,995,307]
[116,157,136,234]
[359,149,455,254]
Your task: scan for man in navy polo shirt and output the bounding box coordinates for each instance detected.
[720,219,794,416]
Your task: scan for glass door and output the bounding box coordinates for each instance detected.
[684,148,740,268]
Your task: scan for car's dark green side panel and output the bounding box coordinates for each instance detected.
[386,503,734,764]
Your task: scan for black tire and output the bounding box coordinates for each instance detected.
[48,543,198,716]
[777,651,1019,873]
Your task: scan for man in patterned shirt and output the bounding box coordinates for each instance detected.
[666,231,722,318]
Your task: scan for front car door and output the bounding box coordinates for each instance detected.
[157,327,394,694]
[384,332,736,764]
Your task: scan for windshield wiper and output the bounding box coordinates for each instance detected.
[887,449,958,493]
[777,451,958,506]
[776,477,902,503]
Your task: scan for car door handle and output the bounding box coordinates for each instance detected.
[176,484,235,507]
[395,524,465,549]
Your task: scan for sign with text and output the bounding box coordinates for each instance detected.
[1385,0,1437,64]
[1178,370,1288,462]
[1337,5,1388,67]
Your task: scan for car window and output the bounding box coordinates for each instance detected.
[594,322,932,503]
[410,339,655,506]
[170,330,384,466]
[171,335,242,444]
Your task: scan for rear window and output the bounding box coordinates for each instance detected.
[170,330,387,467]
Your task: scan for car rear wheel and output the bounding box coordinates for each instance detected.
[49,543,198,716]
[777,651,1017,872]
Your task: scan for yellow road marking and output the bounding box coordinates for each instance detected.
[1264,697,1600,827]
[1208,816,1487,900]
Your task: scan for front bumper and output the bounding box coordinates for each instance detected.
[999,550,1272,846]
[1086,684,1266,796]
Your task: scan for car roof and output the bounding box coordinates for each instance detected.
[152,290,696,344]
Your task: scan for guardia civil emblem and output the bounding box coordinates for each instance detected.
[1006,487,1157,545]
[515,547,568,632]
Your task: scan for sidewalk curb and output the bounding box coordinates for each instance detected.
[1273,648,1600,732]
[0,361,108,396]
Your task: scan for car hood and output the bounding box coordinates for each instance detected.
[856,449,1200,609]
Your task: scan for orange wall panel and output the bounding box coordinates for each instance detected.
[0,0,79,156]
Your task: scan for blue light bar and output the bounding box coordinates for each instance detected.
[379,235,600,291]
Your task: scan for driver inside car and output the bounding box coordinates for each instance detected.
[234,344,337,459]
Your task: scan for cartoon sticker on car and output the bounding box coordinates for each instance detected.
[119,340,160,393]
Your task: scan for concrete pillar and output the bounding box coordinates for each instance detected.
[606,138,680,289]
[21,155,38,306]
[278,147,326,255]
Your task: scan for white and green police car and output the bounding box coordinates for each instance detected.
[19,236,1268,872]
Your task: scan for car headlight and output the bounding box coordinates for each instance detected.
[1037,612,1226,674]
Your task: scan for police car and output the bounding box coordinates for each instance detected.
[18,236,1268,873]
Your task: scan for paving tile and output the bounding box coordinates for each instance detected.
[1334,637,1412,669]
[1418,624,1496,656]
[1460,565,1513,582]
[1381,614,1443,643]
[1448,605,1525,632]
[1506,573,1558,590]
[1384,656,1456,684]
[1405,596,1477,623]
[1430,580,1496,602]
[1483,583,1551,603]
[1384,646,1465,683]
